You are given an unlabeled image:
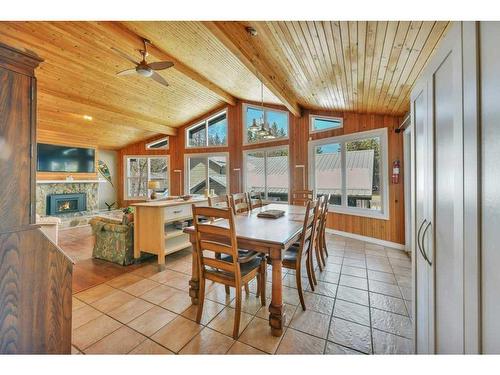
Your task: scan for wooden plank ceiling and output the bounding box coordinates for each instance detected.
[0,21,449,149]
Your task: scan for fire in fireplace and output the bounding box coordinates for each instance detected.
[47,193,87,215]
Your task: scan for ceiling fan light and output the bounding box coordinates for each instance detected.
[136,66,153,77]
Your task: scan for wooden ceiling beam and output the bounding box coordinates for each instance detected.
[204,21,302,117]
[96,21,237,106]
[39,87,177,136]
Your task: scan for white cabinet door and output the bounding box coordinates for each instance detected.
[412,22,465,354]
[412,81,434,354]
[428,23,464,354]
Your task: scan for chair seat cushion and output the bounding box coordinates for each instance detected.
[219,254,262,276]
[280,240,310,264]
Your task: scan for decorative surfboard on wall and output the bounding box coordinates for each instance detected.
[97,159,113,187]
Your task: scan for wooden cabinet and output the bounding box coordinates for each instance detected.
[132,198,208,267]
[0,43,39,232]
[0,42,73,354]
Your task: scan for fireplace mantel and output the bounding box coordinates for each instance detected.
[36,180,101,184]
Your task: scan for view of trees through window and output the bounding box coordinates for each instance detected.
[126,157,168,199]
[245,106,288,144]
[187,112,227,147]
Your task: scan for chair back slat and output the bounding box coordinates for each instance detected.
[208,195,230,209]
[192,205,241,280]
[247,192,264,209]
[203,256,235,273]
[292,190,314,206]
[294,199,320,260]
[231,192,251,214]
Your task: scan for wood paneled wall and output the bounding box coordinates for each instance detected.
[119,101,405,244]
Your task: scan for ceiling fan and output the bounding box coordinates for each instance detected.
[111,38,174,87]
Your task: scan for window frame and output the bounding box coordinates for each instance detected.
[243,144,290,204]
[184,152,230,196]
[185,109,228,149]
[308,128,389,220]
[146,136,169,150]
[123,155,170,200]
[242,103,290,146]
[309,114,344,134]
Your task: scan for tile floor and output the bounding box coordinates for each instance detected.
[70,233,413,355]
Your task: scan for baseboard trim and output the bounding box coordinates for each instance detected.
[325,228,405,251]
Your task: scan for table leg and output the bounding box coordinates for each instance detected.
[268,248,285,336]
[188,235,199,305]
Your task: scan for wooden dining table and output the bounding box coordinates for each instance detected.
[183,203,306,336]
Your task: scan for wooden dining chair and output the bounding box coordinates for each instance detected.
[312,195,327,272]
[247,191,264,210]
[316,194,331,265]
[274,199,320,310]
[208,194,251,295]
[192,205,266,338]
[208,194,230,209]
[231,192,251,214]
[292,190,314,206]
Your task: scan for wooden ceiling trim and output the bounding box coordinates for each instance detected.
[98,21,237,106]
[204,21,302,117]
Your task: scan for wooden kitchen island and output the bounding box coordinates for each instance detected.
[131,197,208,267]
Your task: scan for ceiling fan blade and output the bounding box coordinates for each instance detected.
[110,47,139,65]
[150,71,169,87]
[116,68,137,76]
[148,61,174,70]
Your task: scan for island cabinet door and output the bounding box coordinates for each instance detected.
[0,66,35,232]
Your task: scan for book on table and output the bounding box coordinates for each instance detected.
[257,209,285,219]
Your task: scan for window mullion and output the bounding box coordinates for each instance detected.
[205,120,209,147]
[206,156,210,192]
[341,141,347,207]
[264,151,268,200]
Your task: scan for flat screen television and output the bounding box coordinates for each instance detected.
[37,143,96,173]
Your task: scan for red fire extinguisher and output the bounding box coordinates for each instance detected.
[392,160,400,184]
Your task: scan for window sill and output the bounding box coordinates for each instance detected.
[328,205,389,220]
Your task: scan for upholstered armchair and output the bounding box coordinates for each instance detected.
[89,217,135,265]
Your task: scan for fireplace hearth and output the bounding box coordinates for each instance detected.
[47,193,87,215]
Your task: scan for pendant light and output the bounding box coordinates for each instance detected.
[254,75,274,138]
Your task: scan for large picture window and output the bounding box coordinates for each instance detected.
[309,128,389,219]
[186,110,227,148]
[185,153,229,196]
[124,156,169,200]
[244,146,289,202]
[243,104,289,145]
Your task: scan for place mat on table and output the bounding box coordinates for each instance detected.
[257,209,285,219]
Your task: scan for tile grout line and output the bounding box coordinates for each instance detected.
[365,242,376,354]
[322,240,345,354]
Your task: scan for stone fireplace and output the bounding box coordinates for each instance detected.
[47,192,87,215]
[36,181,99,218]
